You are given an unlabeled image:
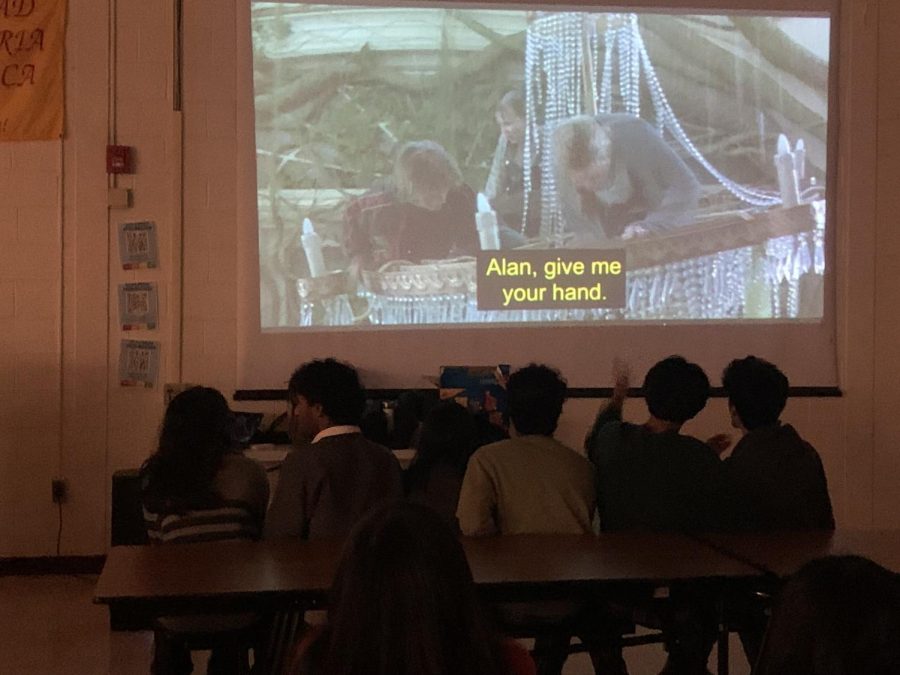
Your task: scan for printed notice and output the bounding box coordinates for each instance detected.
[118,340,159,388]
[117,221,159,269]
[118,282,158,330]
[476,249,626,310]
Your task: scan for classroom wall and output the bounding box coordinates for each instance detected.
[0,0,891,557]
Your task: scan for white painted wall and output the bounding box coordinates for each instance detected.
[0,0,894,556]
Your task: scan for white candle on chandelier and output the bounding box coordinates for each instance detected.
[475,192,501,251]
[301,217,327,278]
[774,134,800,208]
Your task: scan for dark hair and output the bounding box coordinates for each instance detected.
[496,90,525,119]
[140,386,234,513]
[722,356,789,430]
[755,555,900,675]
[288,358,366,426]
[643,356,709,423]
[318,503,506,675]
[507,363,566,436]
[359,400,390,446]
[405,400,479,494]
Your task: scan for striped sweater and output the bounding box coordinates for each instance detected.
[143,452,269,544]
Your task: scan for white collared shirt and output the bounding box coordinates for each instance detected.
[311,425,362,444]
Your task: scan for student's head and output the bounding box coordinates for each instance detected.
[394,140,462,212]
[412,399,479,479]
[496,90,526,146]
[552,115,613,194]
[141,386,234,511]
[321,503,504,675]
[755,555,900,675]
[722,355,789,431]
[643,356,709,425]
[287,358,366,442]
[507,363,567,436]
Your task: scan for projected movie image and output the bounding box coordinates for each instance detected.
[252,5,829,329]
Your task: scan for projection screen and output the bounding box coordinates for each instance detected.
[235,0,838,389]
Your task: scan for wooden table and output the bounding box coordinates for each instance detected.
[463,533,760,594]
[95,533,760,614]
[95,533,760,675]
[698,530,900,579]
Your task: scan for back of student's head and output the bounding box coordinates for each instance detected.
[411,399,479,480]
[722,355,788,430]
[321,503,504,675]
[507,363,567,436]
[288,358,366,426]
[643,356,709,424]
[141,386,234,512]
[755,555,900,675]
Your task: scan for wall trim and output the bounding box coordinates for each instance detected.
[235,386,843,401]
[0,555,106,576]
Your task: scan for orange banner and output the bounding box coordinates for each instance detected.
[0,0,66,141]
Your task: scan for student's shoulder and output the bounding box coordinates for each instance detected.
[279,442,320,471]
[219,451,268,481]
[336,432,390,452]
[468,438,517,465]
[590,418,640,447]
[673,433,724,468]
[544,436,591,462]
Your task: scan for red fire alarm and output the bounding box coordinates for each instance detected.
[106,145,134,174]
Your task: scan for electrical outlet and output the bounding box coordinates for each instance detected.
[51,479,67,504]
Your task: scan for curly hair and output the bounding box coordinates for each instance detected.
[508,363,567,436]
[722,356,789,430]
[288,358,366,426]
[643,356,709,424]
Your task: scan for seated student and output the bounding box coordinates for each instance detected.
[141,386,269,543]
[720,355,834,531]
[457,365,612,675]
[343,140,479,269]
[284,502,536,675]
[140,386,269,675]
[264,358,403,540]
[715,356,835,667]
[755,555,900,675]
[457,363,595,537]
[585,357,730,533]
[404,399,480,530]
[585,357,729,675]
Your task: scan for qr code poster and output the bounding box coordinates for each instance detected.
[118,340,160,388]
[117,221,159,269]
[118,283,158,330]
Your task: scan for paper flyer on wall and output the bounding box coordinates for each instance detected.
[118,282,158,330]
[117,221,159,269]
[119,340,160,388]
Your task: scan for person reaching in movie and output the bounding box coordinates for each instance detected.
[551,114,700,244]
